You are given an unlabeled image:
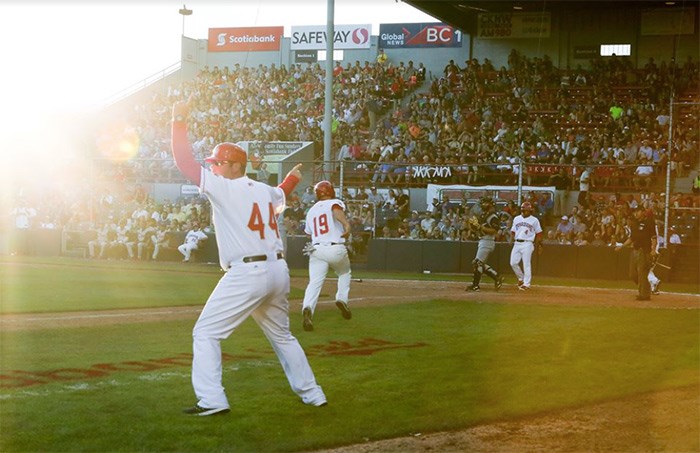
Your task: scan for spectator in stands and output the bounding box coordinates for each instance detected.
[539,229,556,245]
[590,231,606,246]
[376,49,388,66]
[692,172,700,195]
[633,159,654,190]
[556,215,574,237]
[548,167,571,217]
[669,227,682,245]
[367,186,384,206]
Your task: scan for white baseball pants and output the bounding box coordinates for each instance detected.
[510,241,534,286]
[191,258,326,409]
[178,242,198,261]
[302,244,351,314]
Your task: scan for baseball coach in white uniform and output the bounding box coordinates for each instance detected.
[171,100,326,416]
[301,181,352,331]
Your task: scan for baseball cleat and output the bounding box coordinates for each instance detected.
[518,285,530,291]
[335,301,352,320]
[302,307,314,331]
[495,276,504,291]
[466,285,480,292]
[183,405,230,416]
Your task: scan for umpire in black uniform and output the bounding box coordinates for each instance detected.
[615,207,658,300]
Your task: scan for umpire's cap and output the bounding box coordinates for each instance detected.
[205,142,247,165]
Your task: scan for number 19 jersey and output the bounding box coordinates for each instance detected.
[304,199,346,245]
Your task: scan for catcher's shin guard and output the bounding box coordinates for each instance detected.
[483,264,499,281]
[472,259,483,285]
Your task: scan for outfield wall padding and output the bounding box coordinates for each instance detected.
[367,239,698,284]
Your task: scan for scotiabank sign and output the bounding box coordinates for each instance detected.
[290,24,371,50]
[208,26,283,52]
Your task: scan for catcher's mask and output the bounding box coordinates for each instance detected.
[314,180,335,200]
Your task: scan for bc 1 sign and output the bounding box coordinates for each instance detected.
[378,23,463,48]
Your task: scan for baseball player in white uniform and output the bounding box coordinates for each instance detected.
[171,101,326,416]
[301,181,352,331]
[647,220,662,295]
[510,201,543,290]
[178,222,208,262]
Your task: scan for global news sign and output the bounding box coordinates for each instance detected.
[378,23,463,49]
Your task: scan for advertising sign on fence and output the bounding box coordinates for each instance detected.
[378,22,463,48]
[290,24,371,50]
[208,26,284,52]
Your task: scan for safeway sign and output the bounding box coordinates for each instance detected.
[291,24,371,50]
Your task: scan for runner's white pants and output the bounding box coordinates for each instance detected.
[302,244,351,314]
[510,241,534,286]
[191,258,325,409]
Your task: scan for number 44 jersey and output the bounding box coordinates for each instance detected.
[304,199,346,245]
[201,170,285,269]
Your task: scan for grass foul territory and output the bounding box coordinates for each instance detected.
[0,257,698,451]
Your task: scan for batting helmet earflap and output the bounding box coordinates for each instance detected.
[520,201,533,211]
[314,180,335,200]
[205,142,247,165]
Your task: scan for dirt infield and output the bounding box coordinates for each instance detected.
[2,278,698,452]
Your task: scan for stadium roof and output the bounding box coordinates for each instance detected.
[401,0,698,34]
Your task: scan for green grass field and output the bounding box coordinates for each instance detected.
[0,257,698,452]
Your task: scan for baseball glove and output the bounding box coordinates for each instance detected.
[302,242,316,256]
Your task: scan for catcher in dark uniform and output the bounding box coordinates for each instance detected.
[466,197,505,291]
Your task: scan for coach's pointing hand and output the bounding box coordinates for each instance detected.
[287,164,303,181]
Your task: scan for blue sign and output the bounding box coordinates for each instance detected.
[378,23,463,49]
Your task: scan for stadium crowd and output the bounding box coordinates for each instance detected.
[6,51,700,257]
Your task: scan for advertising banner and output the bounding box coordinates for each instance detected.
[477,12,551,39]
[290,24,371,50]
[208,26,283,52]
[378,23,463,48]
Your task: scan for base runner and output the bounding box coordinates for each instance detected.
[301,181,352,331]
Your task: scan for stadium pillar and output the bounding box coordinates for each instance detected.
[323,0,334,178]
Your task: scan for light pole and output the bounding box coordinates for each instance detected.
[179,4,192,36]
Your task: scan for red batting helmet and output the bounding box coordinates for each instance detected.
[314,181,335,200]
[520,201,533,211]
[205,142,247,165]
